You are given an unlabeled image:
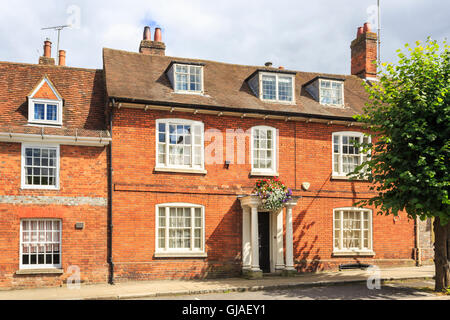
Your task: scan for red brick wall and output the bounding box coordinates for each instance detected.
[0,142,108,288]
[111,107,416,281]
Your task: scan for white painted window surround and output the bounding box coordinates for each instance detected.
[155,203,206,258]
[170,64,204,95]
[259,72,295,103]
[28,78,63,126]
[20,219,62,270]
[332,131,370,179]
[21,143,60,190]
[333,208,374,256]
[250,126,278,176]
[319,79,344,106]
[155,118,206,174]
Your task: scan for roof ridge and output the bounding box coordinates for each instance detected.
[102,47,354,78]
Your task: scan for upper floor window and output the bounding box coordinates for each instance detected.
[333,208,373,254]
[21,143,60,190]
[20,219,61,269]
[261,73,294,102]
[27,77,63,126]
[320,79,344,106]
[155,203,206,257]
[332,132,370,178]
[247,70,296,103]
[251,126,277,176]
[155,119,205,173]
[166,62,204,94]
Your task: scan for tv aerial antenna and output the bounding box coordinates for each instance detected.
[41,24,71,56]
[377,0,381,66]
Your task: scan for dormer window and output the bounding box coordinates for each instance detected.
[320,79,344,106]
[166,61,204,94]
[304,76,345,107]
[27,77,63,126]
[247,70,296,103]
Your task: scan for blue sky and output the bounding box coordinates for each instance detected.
[0,0,448,74]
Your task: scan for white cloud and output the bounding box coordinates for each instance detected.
[0,0,448,73]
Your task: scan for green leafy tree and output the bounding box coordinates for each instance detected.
[351,38,449,292]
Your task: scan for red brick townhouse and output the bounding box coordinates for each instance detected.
[0,42,111,288]
[102,24,433,282]
[0,23,434,289]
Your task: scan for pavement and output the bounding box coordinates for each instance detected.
[0,265,436,300]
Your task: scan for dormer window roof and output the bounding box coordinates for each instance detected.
[27,76,63,126]
[304,76,345,107]
[246,69,296,103]
[166,61,205,94]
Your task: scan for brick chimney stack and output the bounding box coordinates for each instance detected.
[350,22,377,79]
[139,26,166,56]
[39,39,55,65]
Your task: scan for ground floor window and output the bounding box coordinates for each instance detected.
[20,219,61,269]
[156,203,204,255]
[333,208,372,253]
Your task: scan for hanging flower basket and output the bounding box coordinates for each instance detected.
[253,178,293,211]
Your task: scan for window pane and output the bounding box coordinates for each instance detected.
[46,104,57,121]
[262,75,276,100]
[34,104,45,120]
[278,76,292,101]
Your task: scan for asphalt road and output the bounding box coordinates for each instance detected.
[137,279,449,300]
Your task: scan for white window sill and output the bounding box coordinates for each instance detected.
[260,99,295,105]
[27,122,63,127]
[16,268,63,275]
[154,167,207,175]
[250,171,279,177]
[21,186,60,191]
[154,252,207,258]
[331,175,368,181]
[332,251,375,257]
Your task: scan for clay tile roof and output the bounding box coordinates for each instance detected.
[0,61,107,132]
[103,48,371,120]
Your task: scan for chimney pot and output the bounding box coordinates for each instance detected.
[357,27,364,38]
[58,50,66,66]
[154,27,162,42]
[363,22,371,33]
[43,39,52,58]
[143,26,151,41]
[264,62,273,67]
[278,66,284,70]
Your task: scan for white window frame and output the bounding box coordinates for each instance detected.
[173,64,204,95]
[155,118,206,174]
[332,131,370,179]
[319,79,344,107]
[28,98,63,126]
[333,208,374,256]
[250,125,278,176]
[259,72,295,104]
[21,143,60,190]
[154,203,206,257]
[19,219,62,270]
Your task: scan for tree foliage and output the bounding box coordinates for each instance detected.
[351,38,450,225]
